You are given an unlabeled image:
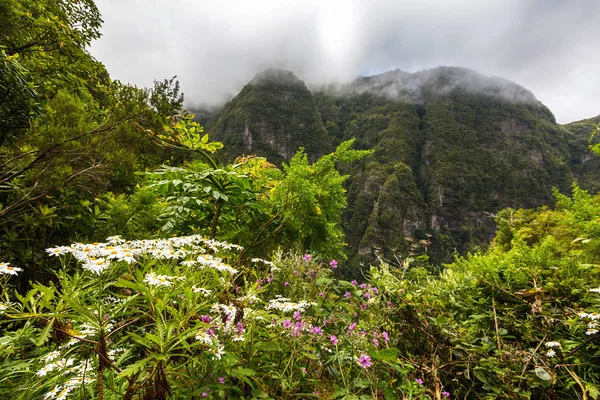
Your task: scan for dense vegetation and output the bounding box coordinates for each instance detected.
[1,2,600,399]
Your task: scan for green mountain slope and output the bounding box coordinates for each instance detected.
[207,67,600,266]
[210,69,331,164]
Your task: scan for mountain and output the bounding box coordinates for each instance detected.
[210,69,331,164]
[205,67,600,266]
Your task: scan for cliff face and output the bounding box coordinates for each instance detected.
[207,67,600,265]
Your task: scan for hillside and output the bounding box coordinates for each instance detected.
[210,69,332,164]
[206,67,600,266]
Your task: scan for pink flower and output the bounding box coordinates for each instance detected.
[201,393,208,397]
[364,292,371,299]
[330,259,338,268]
[360,283,367,289]
[373,287,379,295]
[322,317,327,326]
[442,391,450,398]
[284,281,289,287]
[303,254,312,261]
[319,291,325,297]
[201,315,212,323]
[415,378,423,385]
[360,303,367,310]
[373,338,379,347]
[357,354,372,368]
[344,292,351,298]
[310,326,323,335]
[351,280,358,286]
[218,377,225,384]
[282,319,292,329]
[382,331,389,343]
[293,311,302,321]
[348,322,357,332]
[330,335,339,345]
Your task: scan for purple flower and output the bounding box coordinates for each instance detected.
[373,287,379,294]
[201,315,212,323]
[360,283,367,289]
[284,281,289,287]
[267,277,271,283]
[322,317,327,326]
[201,393,208,397]
[373,338,379,347]
[330,259,338,268]
[293,270,299,276]
[218,377,225,384]
[357,354,372,368]
[415,378,423,385]
[442,391,450,398]
[382,331,389,343]
[237,321,244,334]
[319,291,325,297]
[348,322,357,332]
[387,301,393,307]
[351,280,358,286]
[360,303,367,310]
[330,335,338,345]
[303,254,312,261]
[293,311,302,321]
[364,292,371,299]
[344,291,351,298]
[282,319,292,329]
[310,326,323,335]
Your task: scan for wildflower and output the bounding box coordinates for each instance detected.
[546,349,556,357]
[372,287,379,295]
[196,331,213,346]
[200,315,212,323]
[293,311,302,321]
[590,288,600,293]
[351,280,358,286]
[360,283,367,289]
[192,286,212,297]
[284,281,289,287]
[218,377,225,384]
[212,346,225,360]
[201,393,208,397]
[545,341,561,348]
[303,254,312,261]
[282,319,292,329]
[348,322,357,333]
[344,292,351,298]
[330,335,339,345]
[330,259,338,268]
[0,262,23,276]
[319,291,325,297]
[442,391,450,398]
[82,258,110,274]
[586,328,599,335]
[360,303,367,310]
[357,354,372,368]
[415,378,424,384]
[382,331,389,343]
[364,292,371,299]
[310,326,323,335]
[373,338,379,347]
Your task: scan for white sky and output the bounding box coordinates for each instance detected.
[90,0,600,123]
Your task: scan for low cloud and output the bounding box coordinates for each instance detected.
[91,0,600,123]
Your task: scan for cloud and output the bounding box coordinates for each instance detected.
[90,0,600,123]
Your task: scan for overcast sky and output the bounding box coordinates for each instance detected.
[90,0,600,123]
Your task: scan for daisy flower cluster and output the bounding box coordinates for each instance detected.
[578,312,599,336]
[35,351,94,400]
[266,296,316,313]
[45,234,242,275]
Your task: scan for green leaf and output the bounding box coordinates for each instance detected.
[118,359,149,378]
[534,366,551,381]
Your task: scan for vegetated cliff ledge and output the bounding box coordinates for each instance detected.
[203,67,600,267]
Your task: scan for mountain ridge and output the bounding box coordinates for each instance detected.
[198,66,599,266]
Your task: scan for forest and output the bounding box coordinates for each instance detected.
[1,1,599,399]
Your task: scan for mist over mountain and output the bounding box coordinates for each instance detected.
[197,66,600,266]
